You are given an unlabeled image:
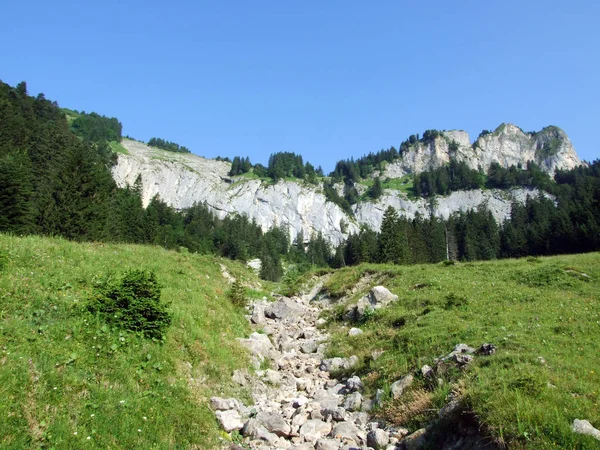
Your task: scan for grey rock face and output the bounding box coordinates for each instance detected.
[255,411,292,437]
[251,302,266,325]
[572,419,600,441]
[381,124,582,180]
[390,374,414,399]
[265,297,305,320]
[367,429,390,450]
[113,126,583,247]
[299,419,333,443]
[215,409,244,432]
[331,421,364,443]
[236,332,273,367]
[346,376,363,393]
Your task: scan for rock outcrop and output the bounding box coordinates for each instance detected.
[112,124,582,245]
[381,124,582,179]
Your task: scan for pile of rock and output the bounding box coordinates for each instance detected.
[212,285,498,449]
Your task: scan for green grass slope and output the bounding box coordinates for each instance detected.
[0,234,259,449]
[320,254,600,448]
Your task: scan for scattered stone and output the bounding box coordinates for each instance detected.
[343,392,363,412]
[346,376,363,393]
[210,397,242,411]
[237,332,273,366]
[477,343,497,356]
[265,297,305,320]
[215,409,243,432]
[369,286,398,306]
[420,365,434,379]
[251,302,265,325]
[264,369,282,386]
[370,351,384,363]
[390,374,414,399]
[301,340,319,354]
[367,429,390,449]
[300,419,333,443]
[402,428,427,450]
[572,419,600,441]
[316,438,341,450]
[319,356,358,373]
[332,421,364,443]
[247,258,262,273]
[215,280,425,448]
[374,389,385,407]
[453,353,474,366]
[322,407,346,421]
[439,400,462,420]
[255,411,292,437]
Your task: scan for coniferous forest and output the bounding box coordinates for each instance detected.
[1,79,599,281]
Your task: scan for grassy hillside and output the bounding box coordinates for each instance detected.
[0,234,263,449]
[319,254,600,448]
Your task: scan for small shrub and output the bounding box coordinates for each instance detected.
[382,389,434,425]
[227,279,247,308]
[442,260,455,266]
[444,293,469,310]
[87,270,172,339]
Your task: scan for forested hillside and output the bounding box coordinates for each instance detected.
[1,79,599,282]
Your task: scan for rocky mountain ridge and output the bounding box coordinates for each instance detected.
[380,124,581,179]
[112,124,583,244]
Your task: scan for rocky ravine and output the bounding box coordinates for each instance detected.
[112,124,582,245]
[212,280,501,450]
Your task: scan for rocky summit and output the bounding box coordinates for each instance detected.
[112,124,582,245]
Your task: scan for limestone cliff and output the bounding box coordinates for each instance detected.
[381,124,582,179]
[112,139,358,246]
[112,124,581,245]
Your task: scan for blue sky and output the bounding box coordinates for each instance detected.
[2,1,598,171]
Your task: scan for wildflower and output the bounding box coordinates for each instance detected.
[119,400,125,404]
[138,429,142,432]
[87,436,91,440]
[74,432,78,435]
[143,416,147,421]
[90,414,95,417]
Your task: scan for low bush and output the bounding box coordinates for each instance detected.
[227,279,247,307]
[87,269,172,339]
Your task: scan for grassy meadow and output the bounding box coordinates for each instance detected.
[319,254,600,448]
[0,234,265,449]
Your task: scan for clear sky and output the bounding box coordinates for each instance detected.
[2,1,598,171]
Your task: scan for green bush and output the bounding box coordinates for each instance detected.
[87,270,172,339]
[227,279,247,308]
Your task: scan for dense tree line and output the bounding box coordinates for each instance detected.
[229,156,252,176]
[413,160,554,198]
[70,110,122,143]
[330,147,399,183]
[147,137,190,153]
[413,159,485,197]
